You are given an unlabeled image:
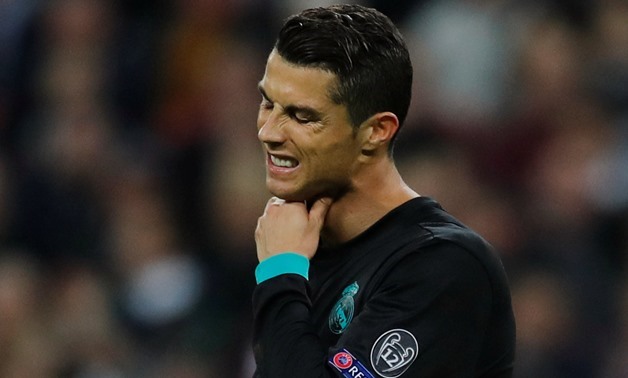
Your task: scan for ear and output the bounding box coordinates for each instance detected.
[359,112,399,156]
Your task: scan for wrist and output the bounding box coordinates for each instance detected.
[255,253,310,284]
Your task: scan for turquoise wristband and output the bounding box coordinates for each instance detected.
[255,253,310,284]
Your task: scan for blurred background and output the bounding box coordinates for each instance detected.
[0,0,626,376]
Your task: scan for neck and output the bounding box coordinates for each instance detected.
[321,157,418,245]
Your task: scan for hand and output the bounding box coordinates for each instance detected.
[255,197,332,262]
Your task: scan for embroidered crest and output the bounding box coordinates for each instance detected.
[329,281,359,334]
[370,329,419,377]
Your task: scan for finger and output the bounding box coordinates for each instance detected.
[309,197,332,227]
[263,196,284,213]
[255,215,263,236]
[270,197,285,205]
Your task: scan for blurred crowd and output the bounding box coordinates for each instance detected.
[0,0,626,377]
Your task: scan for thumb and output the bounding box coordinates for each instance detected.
[309,197,332,228]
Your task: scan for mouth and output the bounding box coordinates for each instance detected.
[269,153,299,169]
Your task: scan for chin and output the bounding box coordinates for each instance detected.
[269,191,307,202]
[267,180,342,203]
[267,186,312,202]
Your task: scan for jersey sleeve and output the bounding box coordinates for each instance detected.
[252,274,333,377]
[252,242,514,377]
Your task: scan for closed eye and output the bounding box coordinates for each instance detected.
[257,82,322,124]
[285,106,321,125]
[260,96,274,110]
[289,111,312,124]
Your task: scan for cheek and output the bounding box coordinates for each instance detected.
[312,139,359,172]
[332,134,361,159]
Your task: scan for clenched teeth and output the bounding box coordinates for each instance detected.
[270,154,298,168]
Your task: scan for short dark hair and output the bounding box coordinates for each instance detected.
[275,4,413,137]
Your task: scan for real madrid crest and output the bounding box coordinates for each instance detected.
[329,281,359,334]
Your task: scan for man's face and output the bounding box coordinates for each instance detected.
[257,51,363,202]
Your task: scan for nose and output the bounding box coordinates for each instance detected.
[257,109,285,146]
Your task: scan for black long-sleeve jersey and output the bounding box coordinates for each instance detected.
[252,197,516,377]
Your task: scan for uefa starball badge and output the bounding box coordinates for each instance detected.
[329,349,375,378]
[370,329,419,377]
[329,281,359,334]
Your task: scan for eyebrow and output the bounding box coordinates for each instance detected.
[257,82,324,121]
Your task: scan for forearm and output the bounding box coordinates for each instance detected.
[252,274,333,377]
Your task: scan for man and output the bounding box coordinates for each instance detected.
[252,4,515,377]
